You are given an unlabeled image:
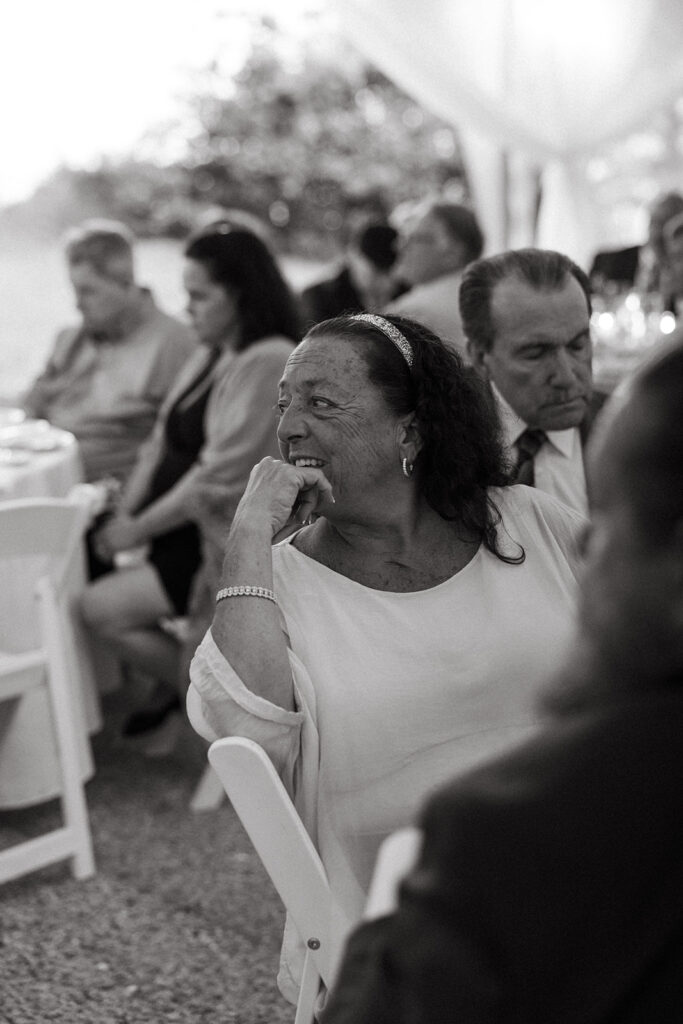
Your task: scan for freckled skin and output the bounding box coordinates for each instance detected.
[277,335,405,517]
[271,332,479,590]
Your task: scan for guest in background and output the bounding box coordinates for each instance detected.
[300,222,400,326]
[386,200,484,354]
[589,191,683,296]
[659,210,683,315]
[187,312,583,1004]
[81,220,299,736]
[22,219,194,482]
[461,248,605,515]
[323,335,683,1024]
[637,191,683,296]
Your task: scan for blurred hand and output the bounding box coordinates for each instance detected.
[93,513,144,559]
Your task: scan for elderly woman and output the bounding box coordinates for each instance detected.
[187,313,584,1000]
[82,219,299,733]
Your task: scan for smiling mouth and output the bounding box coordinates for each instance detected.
[290,457,326,468]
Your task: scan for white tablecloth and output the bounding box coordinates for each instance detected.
[0,419,103,808]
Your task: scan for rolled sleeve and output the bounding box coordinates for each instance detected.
[188,628,305,780]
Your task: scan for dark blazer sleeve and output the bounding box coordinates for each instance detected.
[320,917,400,1024]
[323,906,499,1024]
[325,695,683,1024]
[322,789,500,1024]
[579,388,609,447]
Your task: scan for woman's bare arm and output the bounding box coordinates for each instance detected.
[210,457,333,710]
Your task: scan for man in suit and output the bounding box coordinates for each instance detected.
[323,334,683,1024]
[460,248,604,514]
[386,200,484,355]
[660,210,683,314]
[589,190,683,295]
[300,222,399,326]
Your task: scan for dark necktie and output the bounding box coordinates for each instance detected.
[514,428,547,486]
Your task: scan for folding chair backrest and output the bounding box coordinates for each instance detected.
[0,497,87,560]
[0,498,95,882]
[0,498,89,652]
[208,736,335,1014]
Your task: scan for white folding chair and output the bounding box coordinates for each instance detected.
[0,498,95,883]
[208,736,334,1024]
[190,763,225,812]
[363,826,422,920]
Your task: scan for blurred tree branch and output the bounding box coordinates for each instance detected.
[1,16,468,256]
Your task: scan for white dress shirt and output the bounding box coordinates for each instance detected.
[493,384,588,515]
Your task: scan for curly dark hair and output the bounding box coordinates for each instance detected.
[184,220,302,350]
[304,313,522,564]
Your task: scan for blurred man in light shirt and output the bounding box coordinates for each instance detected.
[23,219,194,483]
[386,200,484,357]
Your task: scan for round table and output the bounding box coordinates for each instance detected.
[0,416,84,499]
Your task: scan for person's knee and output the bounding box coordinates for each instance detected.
[79,567,170,639]
[80,581,120,638]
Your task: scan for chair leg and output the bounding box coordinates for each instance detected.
[190,764,225,812]
[71,832,96,879]
[294,951,321,1024]
[39,578,96,879]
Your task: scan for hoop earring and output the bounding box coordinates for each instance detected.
[402,457,414,478]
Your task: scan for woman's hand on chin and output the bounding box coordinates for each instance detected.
[234,457,334,538]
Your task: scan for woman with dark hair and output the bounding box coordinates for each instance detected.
[187,312,584,1003]
[82,220,299,733]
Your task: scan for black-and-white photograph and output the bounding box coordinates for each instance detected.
[2,1,683,1021]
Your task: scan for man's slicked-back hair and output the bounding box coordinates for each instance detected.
[430,202,485,264]
[459,248,592,353]
[64,219,135,287]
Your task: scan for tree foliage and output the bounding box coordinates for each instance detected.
[3,17,468,256]
[174,19,467,253]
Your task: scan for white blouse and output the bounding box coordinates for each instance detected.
[188,484,585,1000]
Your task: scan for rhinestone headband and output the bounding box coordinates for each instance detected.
[349,314,414,368]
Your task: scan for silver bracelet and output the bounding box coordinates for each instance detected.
[215,585,277,605]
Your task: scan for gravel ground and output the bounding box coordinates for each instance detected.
[0,690,292,1024]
